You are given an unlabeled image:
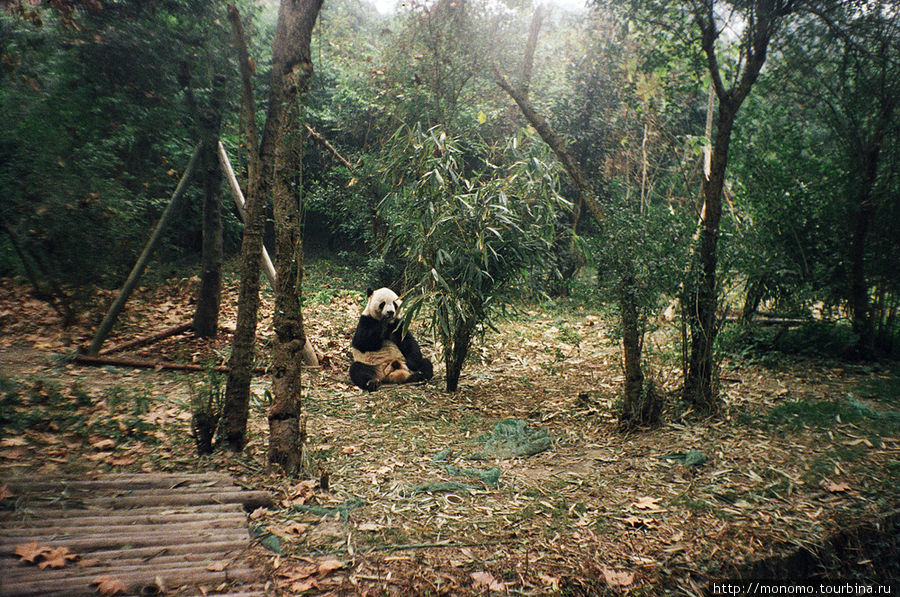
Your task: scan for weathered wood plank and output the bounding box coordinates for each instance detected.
[2,564,258,597]
[3,509,247,529]
[0,472,270,596]
[0,502,243,522]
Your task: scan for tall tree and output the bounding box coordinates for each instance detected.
[267,0,323,473]
[222,0,322,460]
[680,0,797,413]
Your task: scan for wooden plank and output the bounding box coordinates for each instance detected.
[5,471,234,490]
[0,502,242,522]
[1,564,258,597]
[0,473,270,596]
[3,510,247,529]
[4,489,273,510]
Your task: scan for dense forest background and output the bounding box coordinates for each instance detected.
[2,0,897,358]
[2,0,900,593]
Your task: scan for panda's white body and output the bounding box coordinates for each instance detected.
[349,288,433,391]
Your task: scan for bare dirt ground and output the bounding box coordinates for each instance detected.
[1,273,898,595]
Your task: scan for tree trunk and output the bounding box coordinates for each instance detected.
[681,0,789,415]
[682,103,735,415]
[445,324,473,393]
[848,135,886,357]
[619,273,659,428]
[222,5,268,452]
[266,0,323,474]
[193,75,226,338]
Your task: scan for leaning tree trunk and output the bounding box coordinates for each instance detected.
[267,0,322,474]
[222,5,269,451]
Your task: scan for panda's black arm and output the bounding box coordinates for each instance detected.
[391,322,433,377]
[352,316,385,352]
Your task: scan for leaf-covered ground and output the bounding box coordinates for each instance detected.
[1,262,898,595]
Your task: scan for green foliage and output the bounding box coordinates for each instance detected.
[0,0,244,291]
[766,395,899,437]
[855,365,900,409]
[717,321,859,363]
[381,125,569,391]
[727,6,900,351]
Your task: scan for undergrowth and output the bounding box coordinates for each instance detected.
[717,320,860,364]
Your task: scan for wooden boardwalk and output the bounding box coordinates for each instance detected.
[0,472,273,597]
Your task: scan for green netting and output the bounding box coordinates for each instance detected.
[250,524,283,554]
[432,448,500,486]
[660,449,708,467]
[405,481,481,495]
[467,418,553,460]
[292,497,366,521]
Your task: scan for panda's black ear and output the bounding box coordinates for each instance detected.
[366,287,374,297]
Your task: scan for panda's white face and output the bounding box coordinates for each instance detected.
[363,287,402,322]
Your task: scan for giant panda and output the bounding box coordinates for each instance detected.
[349,287,433,392]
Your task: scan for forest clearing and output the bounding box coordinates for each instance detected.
[2,0,899,594]
[1,266,897,595]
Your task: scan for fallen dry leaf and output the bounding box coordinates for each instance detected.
[631,496,663,511]
[826,480,850,493]
[205,560,228,572]
[357,522,382,532]
[89,437,116,451]
[15,542,50,563]
[623,515,655,527]
[37,546,78,569]
[471,571,505,592]
[289,579,318,593]
[283,522,310,535]
[317,558,345,575]
[602,568,634,587]
[93,575,128,596]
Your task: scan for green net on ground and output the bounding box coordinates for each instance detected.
[467,418,553,460]
[433,448,500,486]
[660,449,708,467]
[405,419,552,495]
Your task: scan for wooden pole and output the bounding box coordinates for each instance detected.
[217,141,276,286]
[87,145,202,356]
[217,141,319,367]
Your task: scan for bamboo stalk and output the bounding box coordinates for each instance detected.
[1,548,251,574]
[0,502,242,522]
[5,472,235,491]
[2,489,273,511]
[79,539,250,562]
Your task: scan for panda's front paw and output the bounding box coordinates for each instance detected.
[365,380,380,392]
